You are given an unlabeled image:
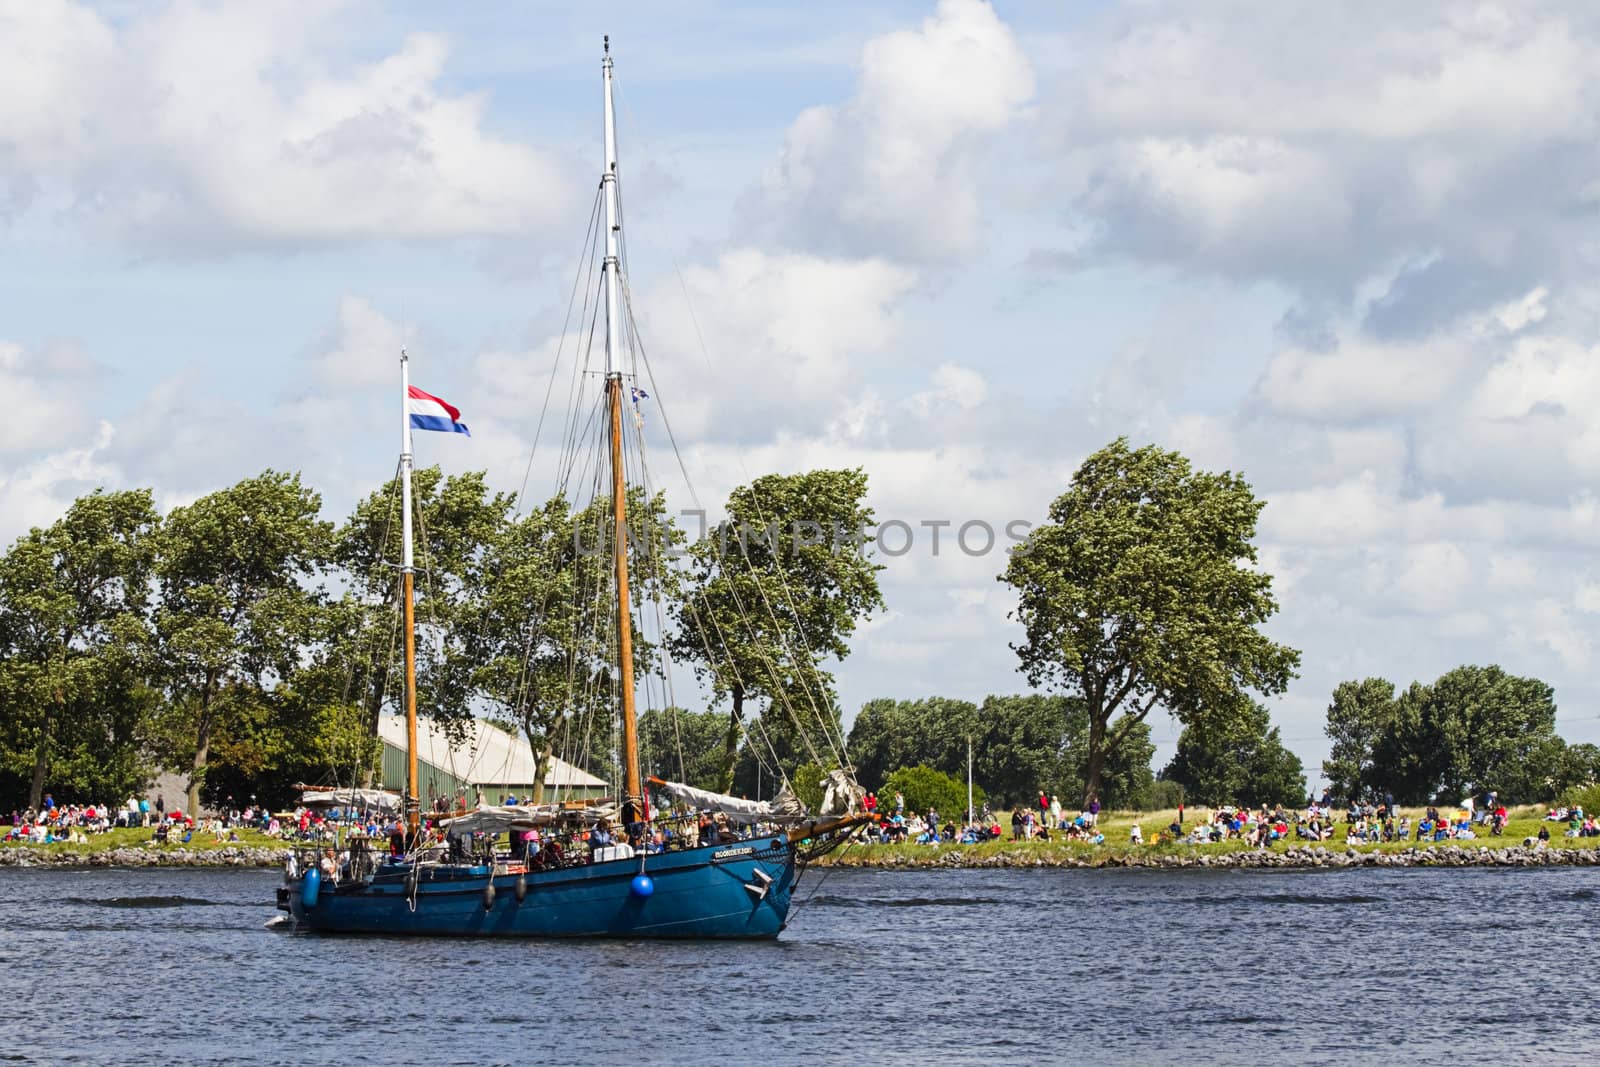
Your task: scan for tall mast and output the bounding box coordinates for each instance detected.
[400,350,421,841]
[602,37,644,828]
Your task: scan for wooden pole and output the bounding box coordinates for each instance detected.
[608,375,643,827]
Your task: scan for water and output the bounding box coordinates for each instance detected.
[1,864,1594,1065]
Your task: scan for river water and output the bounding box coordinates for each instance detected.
[0,864,1592,1065]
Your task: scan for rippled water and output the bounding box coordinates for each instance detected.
[1,864,1593,1065]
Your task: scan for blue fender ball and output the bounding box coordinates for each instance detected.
[630,874,654,898]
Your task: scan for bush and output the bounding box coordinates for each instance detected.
[882,765,984,822]
[1144,779,1185,811]
[1560,782,1600,815]
[790,762,828,814]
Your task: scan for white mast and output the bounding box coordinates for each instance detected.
[602,36,624,376]
[400,349,420,838]
[967,735,974,827]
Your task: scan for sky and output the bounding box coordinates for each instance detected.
[6,0,1600,780]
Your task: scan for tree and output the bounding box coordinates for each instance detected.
[334,467,515,779]
[672,469,883,792]
[1162,699,1306,807]
[1321,677,1398,801]
[463,487,679,801]
[1555,742,1600,792]
[639,707,727,791]
[1322,666,1568,804]
[846,696,978,794]
[0,489,160,810]
[843,693,1156,809]
[1413,665,1563,803]
[1000,439,1300,806]
[154,471,331,814]
[881,765,983,823]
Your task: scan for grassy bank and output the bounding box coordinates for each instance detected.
[1,826,288,857]
[819,804,1600,867]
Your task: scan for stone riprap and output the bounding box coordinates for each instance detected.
[0,845,289,868]
[817,843,1600,870]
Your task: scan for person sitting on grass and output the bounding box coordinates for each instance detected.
[1130,822,1144,845]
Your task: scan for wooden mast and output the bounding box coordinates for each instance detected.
[608,376,643,825]
[600,38,644,827]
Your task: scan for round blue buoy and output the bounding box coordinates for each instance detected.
[630,874,654,898]
[301,866,321,909]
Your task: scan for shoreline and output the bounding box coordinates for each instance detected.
[814,841,1600,870]
[4,840,1599,871]
[0,845,289,868]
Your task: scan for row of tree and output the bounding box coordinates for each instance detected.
[0,463,884,815]
[7,434,1591,817]
[1322,666,1600,804]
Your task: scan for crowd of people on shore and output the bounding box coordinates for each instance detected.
[848,786,1598,851]
[3,793,280,845]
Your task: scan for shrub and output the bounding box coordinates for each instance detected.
[1560,782,1600,815]
[882,765,985,822]
[1144,779,1186,811]
[790,762,828,814]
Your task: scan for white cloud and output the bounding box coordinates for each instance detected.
[630,248,917,441]
[1255,330,1475,421]
[0,422,120,544]
[748,0,1033,258]
[0,0,571,247]
[0,341,98,453]
[1041,3,1600,300]
[312,297,417,391]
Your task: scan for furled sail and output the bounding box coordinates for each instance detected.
[651,778,808,824]
[438,803,617,835]
[299,788,403,816]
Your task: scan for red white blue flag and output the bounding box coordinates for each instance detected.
[407,386,470,436]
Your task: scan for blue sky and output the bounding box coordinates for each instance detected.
[6,0,1600,777]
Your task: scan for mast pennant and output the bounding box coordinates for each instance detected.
[406,385,471,436]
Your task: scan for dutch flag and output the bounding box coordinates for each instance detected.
[407,386,470,436]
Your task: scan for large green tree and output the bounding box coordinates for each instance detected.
[1321,677,1399,801]
[463,487,679,800]
[1322,666,1568,804]
[1403,665,1563,803]
[334,467,515,777]
[0,489,160,810]
[639,707,727,791]
[154,471,331,814]
[672,469,883,792]
[1001,439,1300,807]
[844,693,1155,809]
[1162,699,1306,807]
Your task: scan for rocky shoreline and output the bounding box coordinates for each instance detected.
[3,841,1597,871]
[0,845,290,868]
[818,843,1600,870]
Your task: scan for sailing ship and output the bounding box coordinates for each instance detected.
[279,40,868,939]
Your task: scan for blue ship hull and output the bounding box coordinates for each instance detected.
[285,836,796,939]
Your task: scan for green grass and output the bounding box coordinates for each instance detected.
[1,825,286,855]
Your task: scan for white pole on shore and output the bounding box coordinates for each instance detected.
[967,735,974,827]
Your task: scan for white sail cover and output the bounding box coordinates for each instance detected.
[438,803,617,835]
[654,780,808,824]
[300,788,403,816]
